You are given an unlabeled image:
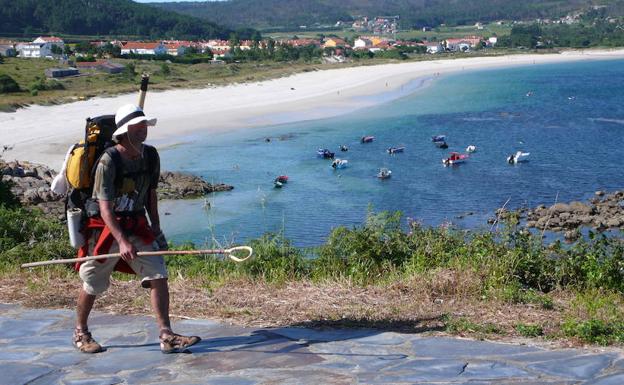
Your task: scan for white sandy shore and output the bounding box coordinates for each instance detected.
[2,49,624,169]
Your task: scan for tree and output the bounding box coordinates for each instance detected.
[0,74,20,93]
[160,62,171,76]
[228,33,240,50]
[0,54,3,64]
[123,62,137,79]
[50,44,63,55]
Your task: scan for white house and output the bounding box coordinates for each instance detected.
[354,38,373,50]
[425,42,444,54]
[121,42,167,55]
[17,36,64,58]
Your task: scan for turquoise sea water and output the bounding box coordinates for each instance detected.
[158,59,624,247]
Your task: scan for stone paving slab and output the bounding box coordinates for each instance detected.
[1,303,622,385]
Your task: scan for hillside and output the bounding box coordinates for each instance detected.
[152,0,624,30]
[0,0,232,39]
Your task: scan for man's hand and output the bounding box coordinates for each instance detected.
[119,238,138,262]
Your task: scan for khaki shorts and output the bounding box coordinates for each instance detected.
[79,235,168,295]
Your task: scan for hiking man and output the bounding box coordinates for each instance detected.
[73,104,200,354]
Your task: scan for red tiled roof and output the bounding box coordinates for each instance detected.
[122,42,161,50]
[39,36,64,43]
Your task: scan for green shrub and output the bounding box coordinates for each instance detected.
[29,78,64,93]
[0,206,74,268]
[0,179,20,209]
[237,233,308,282]
[562,318,624,345]
[314,210,410,284]
[516,323,544,337]
[443,314,503,335]
[0,73,20,93]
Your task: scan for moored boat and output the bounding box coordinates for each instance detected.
[507,151,530,164]
[432,135,448,148]
[377,168,392,179]
[443,152,468,166]
[339,145,349,152]
[275,175,289,183]
[317,148,335,159]
[331,159,348,169]
[361,135,375,143]
[466,145,477,153]
[387,146,405,154]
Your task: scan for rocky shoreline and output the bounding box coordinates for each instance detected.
[493,191,624,241]
[0,159,233,219]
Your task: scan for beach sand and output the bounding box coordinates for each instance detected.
[2,49,624,169]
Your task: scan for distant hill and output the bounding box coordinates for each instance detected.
[151,0,624,30]
[0,0,232,39]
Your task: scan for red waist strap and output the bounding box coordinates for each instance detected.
[75,215,155,274]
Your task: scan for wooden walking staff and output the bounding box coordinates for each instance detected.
[21,76,255,269]
[21,246,253,268]
[138,73,149,109]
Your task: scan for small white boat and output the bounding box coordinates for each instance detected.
[377,168,392,179]
[507,151,530,164]
[466,145,477,153]
[331,159,349,169]
[387,146,405,154]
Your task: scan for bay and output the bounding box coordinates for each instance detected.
[159,59,624,247]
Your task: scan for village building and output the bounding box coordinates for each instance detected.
[444,37,483,52]
[120,42,167,56]
[74,60,124,74]
[285,39,321,47]
[17,36,64,58]
[0,40,17,57]
[323,38,348,49]
[45,67,79,78]
[162,41,193,56]
[424,42,444,54]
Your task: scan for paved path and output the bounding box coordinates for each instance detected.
[1,303,623,385]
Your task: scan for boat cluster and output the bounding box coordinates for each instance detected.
[433,135,530,167]
[276,133,530,188]
[317,135,400,180]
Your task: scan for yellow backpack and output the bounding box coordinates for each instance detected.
[65,115,117,189]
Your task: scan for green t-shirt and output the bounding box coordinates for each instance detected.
[92,145,160,213]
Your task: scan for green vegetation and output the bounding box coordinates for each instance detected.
[0,57,349,112]
[3,176,624,344]
[0,0,232,40]
[515,323,544,337]
[499,19,624,48]
[0,74,20,93]
[154,0,621,30]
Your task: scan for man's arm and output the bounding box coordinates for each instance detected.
[146,187,167,250]
[146,188,160,235]
[99,199,137,261]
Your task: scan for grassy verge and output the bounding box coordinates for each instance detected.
[2,181,623,346]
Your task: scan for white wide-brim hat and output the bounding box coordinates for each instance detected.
[113,104,157,137]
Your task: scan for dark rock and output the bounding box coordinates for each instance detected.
[550,203,570,214]
[596,190,605,196]
[158,171,233,199]
[1,160,232,219]
[564,229,581,242]
[569,201,592,215]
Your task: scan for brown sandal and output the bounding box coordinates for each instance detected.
[73,328,105,354]
[159,330,201,354]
